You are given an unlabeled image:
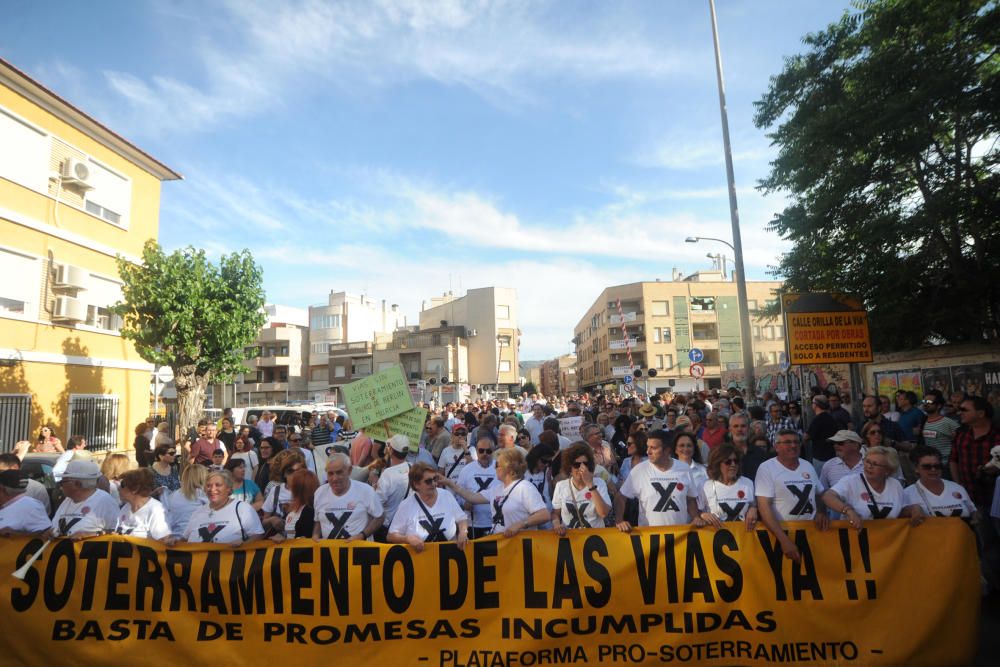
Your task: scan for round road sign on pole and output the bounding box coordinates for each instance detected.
[623,374,633,386]
[689,362,706,379]
[688,348,704,363]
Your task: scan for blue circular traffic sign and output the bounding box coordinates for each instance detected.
[688,348,704,363]
[623,375,633,385]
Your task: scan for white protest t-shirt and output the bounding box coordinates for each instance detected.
[51,489,120,536]
[262,483,292,516]
[314,480,383,540]
[184,500,263,544]
[116,498,171,539]
[438,446,473,481]
[755,458,826,521]
[165,489,208,537]
[701,477,756,522]
[551,478,611,529]
[231,451,260,476]
[903,480,975,518]
[388,491,466,542]
[524,469,553,507]
[619,459,697,526]
[0,494,50,533]
[376,463,412,524]
[457,461,497,528]
[830,473,905,520]
[483,478,547,535]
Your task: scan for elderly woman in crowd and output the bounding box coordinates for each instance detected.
[150,443,181,493]
[903,445,976,521]
[699,444,757,531]
[551,443,611,534]
[176,470,263,545]
[821,445,917,530]
[115,468,170,540]
[445,449,548,537]
[582,424,618,478]
[389,462,469,552]
[273,468,318,542]
[164,463,208,538]
[225,458,263,509]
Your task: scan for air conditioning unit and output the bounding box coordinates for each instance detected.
[53,295,88,322]
[60,158,95,190]
[53,264,89,290]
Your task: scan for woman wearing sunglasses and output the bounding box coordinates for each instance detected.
[389,463,469,552]
[821,445,915,530]
[551,443,611,534]
[903,445,976,521]
[699,444,757,531]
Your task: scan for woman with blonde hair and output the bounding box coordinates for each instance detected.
[100,453,133,503]
[177,470,263,545]
[164,463,208,538]
[821,445,918,530]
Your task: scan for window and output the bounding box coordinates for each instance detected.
[496,305,510,320]
[652,327,671,344]
[82,274,124,332]
[499,360,512,373]
[68,395,119,452]
[747,299,758,311]
[692,323,718,340]
[377,362,395,372]
[311,342,331,355]
[652,328,660,344]
[690,296,716,312]
[0,395,30,453]
[310,314,341,330]
[661,327,671,343]
[280,345,289,356]
[310,368,327,381]
[702,349,721,366]
[651,300,670,316]
[84,160,131,226]
[426,358,444,375]
[244,346,259,359]
[352,360,372,376]
[498,335,512,347]
[0,107,49,193]
[753,326,762,340]
[334,365,346,378]
[0,248,40,318]
[775,325,784,340]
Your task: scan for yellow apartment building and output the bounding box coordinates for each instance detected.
[0,58,181,453]
[574,271,784,393]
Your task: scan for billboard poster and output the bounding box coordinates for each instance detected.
[920,367,953,397]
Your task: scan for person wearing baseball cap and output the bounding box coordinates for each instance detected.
[820,430,866,507]
[0,469,50,535]
[373,435,414,539]
[48,460,119,540]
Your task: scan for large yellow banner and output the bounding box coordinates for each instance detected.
[0,520,979,666]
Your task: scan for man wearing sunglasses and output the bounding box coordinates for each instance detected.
[920,390,958,470]
[455,439,497,538]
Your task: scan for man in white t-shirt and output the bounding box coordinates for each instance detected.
[375,435,412,535]
[524,405,547,445]
[456,440,498,538]
[756,429,830,562]
[48,460,120,539]
[438,424,473,482]
[313,453,384,541]
[0,470,50,534]
[614,429,699,530]
[497,424,529,457]
[0,453,51,515]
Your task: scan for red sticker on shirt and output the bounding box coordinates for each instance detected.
[676,483,684,491]
[207,523,217,532]
[860,492,870,501]
[953,492,962,499]
[737,490,745,499]
[347,502,356,510]
[585,492,592,500]
[81,506,91,515]
[803,472,811,479]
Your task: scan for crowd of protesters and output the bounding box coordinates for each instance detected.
[1,387,997,596]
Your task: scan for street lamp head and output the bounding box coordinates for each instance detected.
[685,237,699,243]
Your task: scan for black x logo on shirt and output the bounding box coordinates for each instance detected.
[197,525,225,542]
[718,501,746,521]
[57,517,82,535]
[475,476,493,492]
[787,483,814,515]
[419,516,446,542]
[325,511,353,539]
[565,502,591,528]
[651,482,680,512]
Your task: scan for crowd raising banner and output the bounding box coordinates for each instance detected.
[0,520,978,666]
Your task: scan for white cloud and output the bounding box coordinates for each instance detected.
[632,128,773,171]
[86,0,681,136]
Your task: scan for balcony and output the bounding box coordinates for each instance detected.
[329,341,374,354]
[256,356,291,367]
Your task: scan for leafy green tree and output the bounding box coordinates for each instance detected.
[754,0,1000,349]
[114,241,266,441]
[521,381,538,396]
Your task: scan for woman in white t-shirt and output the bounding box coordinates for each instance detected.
[164,464,208,538]
[903,445,976,521]
[389,463,468,552]
[699,444,757,531]
[177,470,263,546]
[445,449,548,537]
[674,433,708,509]
[551,443,611,534]
[115,468,171,540]
[821,446,917,530]
[231,435,260,479]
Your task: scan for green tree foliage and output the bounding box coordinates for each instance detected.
[754,0,1000,349]
[521,381,538,396]
[113,241,266,437]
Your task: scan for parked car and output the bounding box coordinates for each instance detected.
[19,453,64,516]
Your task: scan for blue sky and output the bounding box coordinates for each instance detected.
[2,0,852,359]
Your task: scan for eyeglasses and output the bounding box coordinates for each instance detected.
[477,448,493,454]
[919,463,943,471]
[723,458,739,465]
[420,477,439,486]
[572,460,589,469]
[867,429,882,435]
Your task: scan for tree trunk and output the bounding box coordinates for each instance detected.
[173,366,209,459]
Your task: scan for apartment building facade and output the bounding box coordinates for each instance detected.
[540,354,578,396]
[574,272,784,393]
[0,58,181,452]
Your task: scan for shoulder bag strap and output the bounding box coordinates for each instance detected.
[858,474,881,515]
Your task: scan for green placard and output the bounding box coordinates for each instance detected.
[342,365,414,430]
[381,407,429,450]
